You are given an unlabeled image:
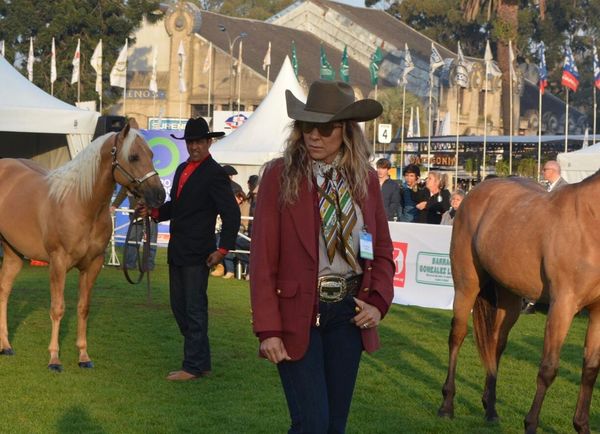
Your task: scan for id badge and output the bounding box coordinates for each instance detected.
[359,231,374,260]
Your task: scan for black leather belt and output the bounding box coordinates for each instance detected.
[317,274,362,303]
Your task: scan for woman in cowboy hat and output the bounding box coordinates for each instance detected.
[250,81,395,433]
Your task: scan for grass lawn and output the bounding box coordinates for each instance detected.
[0,249,597,433]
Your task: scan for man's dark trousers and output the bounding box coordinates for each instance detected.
[169,264,211,375]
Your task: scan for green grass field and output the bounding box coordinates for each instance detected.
[0,249,597,433]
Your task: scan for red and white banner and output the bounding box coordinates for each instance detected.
[389,222,454,310]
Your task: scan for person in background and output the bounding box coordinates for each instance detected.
[250,80,394,433]
[246,174,259,236]
[399,164,427,222]
[542,160,568,192]
[111,187,158,270]
[222,190,251,279]
[440,189,465,226]
[376,158,401,221]
[417,171,450,224]
[222,164,244,196]
[140,117,240,381]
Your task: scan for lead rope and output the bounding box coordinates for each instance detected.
[123,210,152,285]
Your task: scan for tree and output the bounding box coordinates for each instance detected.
[0,0,161,109]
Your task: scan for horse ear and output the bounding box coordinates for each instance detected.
[128,118,139,130]
[119,122,131,140]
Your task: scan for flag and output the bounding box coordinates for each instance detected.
[594,45,600,90]
[508,40,517,82]
[454,41,469,88]
[483,40,502,78]
[71,39,80,84]
[110,40,128,88]
[50,38,57,84]
[202,42,212,73]
[429,42,444,79]
[291,41,299,77]
[561,44,579,92]
[27,37,34,82]
[0,40,5,58]
[538,42,548,94]
[339,45,349,83]
[320,45,335,81]
[262,41,271,71]
[149,46,158,93]
[236,40,243,78]
[90,40,103,94]
[369,46,383,86]
[401,43,414,85]
[177,40,186,93]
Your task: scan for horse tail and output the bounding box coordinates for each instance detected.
[473,281,498,375]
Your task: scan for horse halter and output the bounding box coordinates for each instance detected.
[110,133,158,189]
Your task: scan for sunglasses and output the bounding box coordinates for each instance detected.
[299,121,343,136]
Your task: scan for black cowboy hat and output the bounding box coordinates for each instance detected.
[285,80,382,123]
[170,117,225,140]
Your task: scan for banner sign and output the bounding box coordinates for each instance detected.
[212,111,252,135]
[389,222,454,310]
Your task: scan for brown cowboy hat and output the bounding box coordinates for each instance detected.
[285,80,382,123]
[171,117,225,140]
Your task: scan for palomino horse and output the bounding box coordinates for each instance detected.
[0,120,165,371]
[438,175,600,433]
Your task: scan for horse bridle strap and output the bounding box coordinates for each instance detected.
[111,134,159,186]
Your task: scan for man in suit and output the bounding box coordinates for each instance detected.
[542,160,568,192]
[143,117,240,381]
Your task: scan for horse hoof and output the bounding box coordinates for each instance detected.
[48,363,63,373]
[437,408,454,419]
[0,348,15,356]
[78,361,94,369]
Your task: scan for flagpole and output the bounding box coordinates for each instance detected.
[509,69,513,174]
[564,88,569,153]
[594,85,597,146]
[483,65,488,179]
[208,42,213,122]
[123,79,127,117]
[427,76,433,172]
[537,86,543,182]
[373,84,378,153]
[455,101,460,185]
[400,83,406,167]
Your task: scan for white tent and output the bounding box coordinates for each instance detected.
[557,142,600,183]
[211,56,306,184]
[0,55,99,167]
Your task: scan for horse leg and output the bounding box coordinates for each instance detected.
[75,255,104,368]
[524,300,577,433]
[438,285,480,418]
[0,242,23,355]
[480,286,522,422]
[572,302,600,434]
[48,258,67,372]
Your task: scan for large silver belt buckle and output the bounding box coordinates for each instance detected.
[318,276,346,303]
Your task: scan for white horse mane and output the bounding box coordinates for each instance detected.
[47,129,140,203]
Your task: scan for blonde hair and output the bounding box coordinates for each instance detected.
[280,120,372,205]
[428,171,448,190]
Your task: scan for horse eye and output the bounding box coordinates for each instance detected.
[128,154,140,163]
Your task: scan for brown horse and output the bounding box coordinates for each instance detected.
[438,175,600,433]
[0,120,165,371]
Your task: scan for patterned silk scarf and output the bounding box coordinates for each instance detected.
[314,158,359,271]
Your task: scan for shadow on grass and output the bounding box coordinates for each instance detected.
[57,405,106,434]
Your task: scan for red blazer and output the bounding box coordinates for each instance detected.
[250,159,395,360]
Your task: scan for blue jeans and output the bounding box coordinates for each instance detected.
[277,294,363,434]
[125,219,157,270]
[169,264,211,374]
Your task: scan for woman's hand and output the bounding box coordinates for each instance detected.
[352,297,382,329]
[260,337,291,364]
[416,200,427,210]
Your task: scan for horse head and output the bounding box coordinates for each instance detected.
[112,119,166,208]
